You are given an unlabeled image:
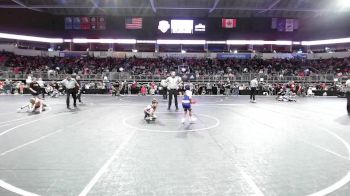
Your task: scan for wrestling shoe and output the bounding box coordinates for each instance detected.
[190,117,197,123]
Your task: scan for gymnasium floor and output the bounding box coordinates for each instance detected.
[0,94,349,196]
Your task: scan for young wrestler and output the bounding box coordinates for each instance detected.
[144,99,158,121]
[18,97,47,113]
[181,85,196,123]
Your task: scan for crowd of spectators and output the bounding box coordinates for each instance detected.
[0,51,349,97]
[0,77,346,98]
[1,52,350,78]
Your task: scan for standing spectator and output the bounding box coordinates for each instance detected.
[37,78,45,99]
[165,71,182,111]
[25,75,32,86]
[224,81,231,96]
[346,78,350,116]
[75,75,83,103]
[232,83,239,96]
[29,78,41,97]
[4,79,11,94]
[160,79,167,100]
[206,83,212,95]
[127,83,132,95]
[0,80,3,94]
[131,81,138,94]
[250,77,258,103]
[112,81,121,96]
[141,85,147,96]
[212,83,218,95]
[149,83,156,95]
[19,82,24,95]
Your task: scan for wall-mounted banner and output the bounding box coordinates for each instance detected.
[217,53,252,59]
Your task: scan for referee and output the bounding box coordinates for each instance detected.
[61,75,80,109]
[165,71,182,111]
[250,77,258,103]
[346,78,350,116]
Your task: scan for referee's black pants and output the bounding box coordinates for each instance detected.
[347,91,350,115]
[250,87,257,101]
[66,89,77,108]
[168,89,178,109]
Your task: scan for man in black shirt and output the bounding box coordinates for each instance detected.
[346,79,350,116]
[29,78,41,97]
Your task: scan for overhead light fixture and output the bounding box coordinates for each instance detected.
[136,40,156,44]
[72,39,136,44]
[181,50,186,53]
[181,40,206,45]
[206,41,226,44]
[132,49,138,53]
[115,39,137,44]
[226,40,292,45]
[338,0,350,8]
[156,40,205,45]
[302,37,350,45]
[0,32,63,43]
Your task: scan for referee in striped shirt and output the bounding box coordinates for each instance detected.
[61,75,80,109]
[165,71,182,111]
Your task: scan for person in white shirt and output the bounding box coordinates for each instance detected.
[346,79,350,116]
[165,71,182,110]
[61,75,80,109]
[250,77,258,103]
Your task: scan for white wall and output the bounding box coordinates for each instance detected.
[307,52,350,59]
[1,43,350,60]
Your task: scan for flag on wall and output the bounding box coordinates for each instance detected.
[272,18,299,32]
[222,18,237,28]
[125,17,143,29]
[80,16,90,30]
[285,19,294,32]
[73,17,81,30]
[65,17,73,29]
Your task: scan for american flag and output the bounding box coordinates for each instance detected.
[125,17,142,29]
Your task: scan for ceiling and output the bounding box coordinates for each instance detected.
[0,0,345,18]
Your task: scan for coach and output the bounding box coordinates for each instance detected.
[61,75,80,109]
[29,77,41,97]
[166,71,182,111]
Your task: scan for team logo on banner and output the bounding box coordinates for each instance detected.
[195,23,206,32]
[158,20,170,33]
